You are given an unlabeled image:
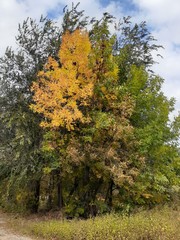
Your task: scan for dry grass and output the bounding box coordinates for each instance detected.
[5,205,180,240]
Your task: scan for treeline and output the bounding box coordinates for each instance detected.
[0,3,179,217]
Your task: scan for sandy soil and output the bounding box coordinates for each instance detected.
[0,217,33,240]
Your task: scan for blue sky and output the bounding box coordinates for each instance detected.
[0,0,180,117]
[99,0,137,10]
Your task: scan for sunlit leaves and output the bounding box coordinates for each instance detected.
[31,29,94,130]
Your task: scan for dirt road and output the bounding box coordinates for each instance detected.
[0,216,33,240]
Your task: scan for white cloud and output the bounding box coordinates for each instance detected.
[0,0,67,55]
[0,0,122,54]
[0,0,179,116]
[133,0,180,25]
[131,0,180,116]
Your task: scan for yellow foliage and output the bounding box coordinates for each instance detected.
[31,29,94,130]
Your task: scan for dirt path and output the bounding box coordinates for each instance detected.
[0,216,33,240]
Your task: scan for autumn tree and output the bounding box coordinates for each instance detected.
[30,11,179,217]
[30,29,95,209]
[60,14,144,216]
[113,17,179,206]
[0,3,91,212]
[1,3,179,217]
[31,29,94,130]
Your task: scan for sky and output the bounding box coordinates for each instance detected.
[0,0,180,118]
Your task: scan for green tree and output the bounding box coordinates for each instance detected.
[115,17,162,84]
[62,2,89,34]
[0,16,61,212]
[122,65,180,205]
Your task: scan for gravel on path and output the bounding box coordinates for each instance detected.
[0,217,33,240]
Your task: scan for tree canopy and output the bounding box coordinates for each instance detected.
[0,3,179,217]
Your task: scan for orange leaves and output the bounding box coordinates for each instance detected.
[30,29,94,130]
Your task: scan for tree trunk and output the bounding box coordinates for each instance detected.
[46,174,53,210]
[28,179,40,213]
[105,179,113,210]
[68,176,79,199]
[56,169,63,209]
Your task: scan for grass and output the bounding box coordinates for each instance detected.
[6,205,180,240]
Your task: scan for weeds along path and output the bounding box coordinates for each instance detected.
[0,216,33,240]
